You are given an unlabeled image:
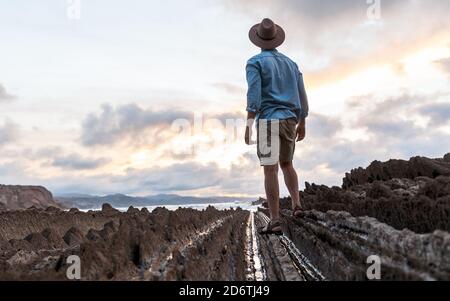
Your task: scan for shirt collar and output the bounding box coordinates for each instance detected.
[261,49,278,53]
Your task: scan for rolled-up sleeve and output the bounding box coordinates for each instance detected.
[297,72,309,120]
[246,60,261,113]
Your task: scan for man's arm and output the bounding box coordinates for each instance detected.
[245,60,261,145]
[298,72,309,120]
[296,72,309,142]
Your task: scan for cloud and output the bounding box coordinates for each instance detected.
[212,82,246,95]
[420,102,450,125]
[226,0,379,22]
[227,0,449,39]
[0,161,25,179]
[351,93,450,131]
[11,147,110,171]
[295,91,450,181]
[307,113,343,139]
[80,103,193,146]
[110,157,263,196]
[226,0,450,87]
[0,120,19,147]
[117,163,223,193]
[0,84,16,102]
[80,103,247,147]
[352,94,422,123]
[350,94,427,139]
[435,58,450,76]
[0,157,263,197]
[51,153,110,170]
[54,91,450,194]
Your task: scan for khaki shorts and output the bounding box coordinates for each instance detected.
[257,118,297,166]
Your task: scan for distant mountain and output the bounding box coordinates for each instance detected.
[56,193,95,198]
[56,193,255,209]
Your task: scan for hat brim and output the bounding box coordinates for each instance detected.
[248,23,285,49]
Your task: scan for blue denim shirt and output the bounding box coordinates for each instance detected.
[246,49,309,122]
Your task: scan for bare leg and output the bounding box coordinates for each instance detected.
[263,164,280,221]
[280,161,301,210]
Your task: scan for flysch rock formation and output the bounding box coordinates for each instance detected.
[342,153,450,188]
[0,153,449,281]
[0,204,120,242]
[267,209,448,280]
[254,154,449,281]
[0,185,62,211]
[0,205,249,281]
[272,154,450,234]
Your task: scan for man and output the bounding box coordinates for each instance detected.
[245,18,309,235]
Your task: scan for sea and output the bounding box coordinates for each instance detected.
[85,201,260,212]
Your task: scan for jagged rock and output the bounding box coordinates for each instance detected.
[24,233,49,250]
[0,153,448,281]
[0,206,122,241]
[252,197,266,206]
[86,229,103,242]
[32,256,60,271]
[0,238,12,256]
[98,221,116,240]
[63,227,84,247]
[343,153,450,188]
[280,209,450,281]
[101,203,119,215]
[7,250,38,265]
[275,175,450,233]
[366,182,392,199]
[127,206,140,214]
[8,239,32,252]
[444,153,450,162]
[45,206,61,214]
[41,228,66,249]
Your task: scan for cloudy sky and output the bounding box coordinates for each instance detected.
[1,0,449,197]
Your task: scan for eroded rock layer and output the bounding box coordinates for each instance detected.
[296,176,450,233]
[0,204,121,241]
[0,205,249,281]
[1,153,449,281]
[270,154,450,234]
[342,154,450,188]
[277,209,449,281]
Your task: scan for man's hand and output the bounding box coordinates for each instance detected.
[245,112,256,145]
[296,120,306,142]
[245,126,251,145]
